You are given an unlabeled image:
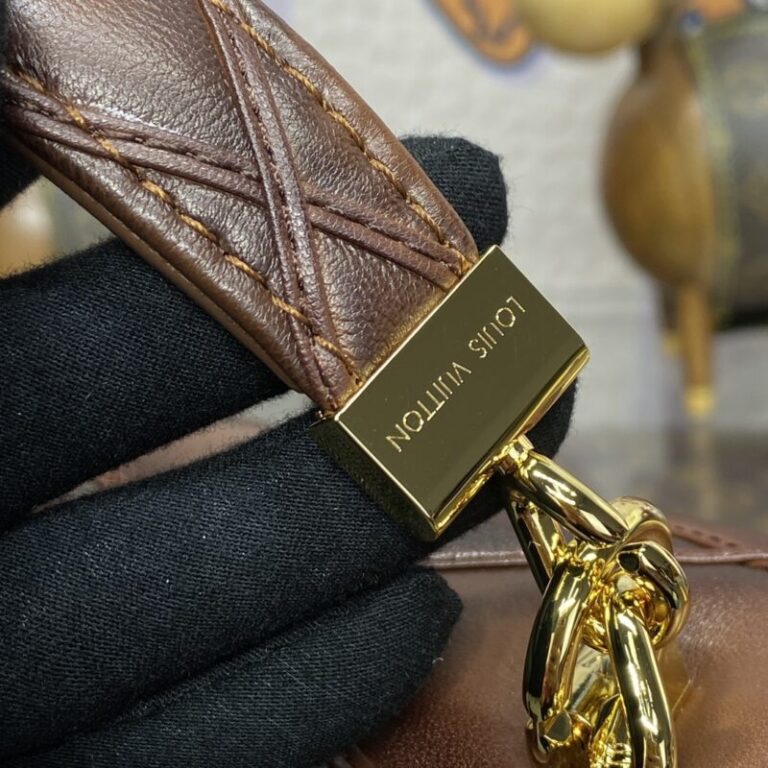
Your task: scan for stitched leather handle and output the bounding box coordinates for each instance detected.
[2,0,478,411]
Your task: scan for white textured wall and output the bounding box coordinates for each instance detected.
[273,0,768,431]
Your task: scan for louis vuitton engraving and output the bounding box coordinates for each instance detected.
[312,246,588,538]
[385,294,528,454]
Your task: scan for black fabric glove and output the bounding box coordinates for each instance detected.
[1,95,575,768]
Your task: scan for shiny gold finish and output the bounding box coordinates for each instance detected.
[313,245,690,766]
[501,438,629,544]
[313,246,588,540]
[504,451,690,768]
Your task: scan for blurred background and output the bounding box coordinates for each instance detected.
[2,0,767,530]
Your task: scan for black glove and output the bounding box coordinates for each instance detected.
[0,116,574,768]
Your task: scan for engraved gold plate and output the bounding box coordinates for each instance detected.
[312,246,588,540]
[313,243,690,767]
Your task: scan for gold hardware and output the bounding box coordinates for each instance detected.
[503,438,690,768]
[313,246,588,540]
[312,245,690,766]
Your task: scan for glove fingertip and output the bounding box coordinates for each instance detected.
[529,381,577,458]
[403,135,509,253]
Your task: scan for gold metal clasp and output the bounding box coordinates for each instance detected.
[502,438,690,767]
[312,246,690,767]
[313,246,588,540]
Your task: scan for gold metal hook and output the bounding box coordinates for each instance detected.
[313,247,690,767]
[502,445,690,768]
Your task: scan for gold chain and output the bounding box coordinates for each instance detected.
[500,437,690,768]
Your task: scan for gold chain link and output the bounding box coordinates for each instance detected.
[500,437,690,768]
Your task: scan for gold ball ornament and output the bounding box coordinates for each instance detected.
[515,0,666,54]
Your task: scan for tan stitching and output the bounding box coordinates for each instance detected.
[671,522,743,551]
[15,70,358,379]
[221,253,310,324]
[6,93,458,284]
[12,91,262,181]
[206,0,471,275]
[238,42,344,403]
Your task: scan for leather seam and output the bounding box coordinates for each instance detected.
[11,69,358,378]
[5,93,456,290]
[219,16,346,404]
[670,521,744,551]
[7,94,264,181]
[428,548,768,568]
[206,0,471,276]
[250,102,342,402]
[429,544,768,572]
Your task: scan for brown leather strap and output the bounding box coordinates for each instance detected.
[2,0,478,411]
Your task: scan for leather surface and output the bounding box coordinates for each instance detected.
[343,513,768,767]
[1,0,478,411]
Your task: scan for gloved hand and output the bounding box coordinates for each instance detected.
[0,117,575,768]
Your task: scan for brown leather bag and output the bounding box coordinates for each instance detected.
[336,513,768,767]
